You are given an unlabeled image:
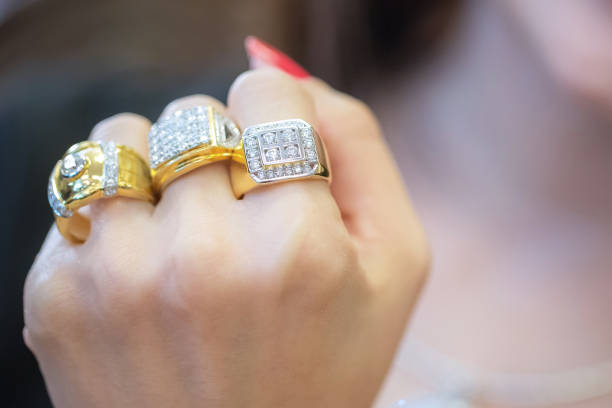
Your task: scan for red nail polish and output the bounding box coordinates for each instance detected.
[244,36,310,79]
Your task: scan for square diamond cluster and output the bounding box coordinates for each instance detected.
[148,107,211,169]
[243,119,318,183]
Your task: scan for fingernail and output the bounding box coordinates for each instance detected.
[244,35,310,79]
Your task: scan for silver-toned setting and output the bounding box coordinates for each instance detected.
[242,119,319,183]
[60,153,86,178]
[47,178,72,218]
[102,141,119,197]
[148,106,241,169]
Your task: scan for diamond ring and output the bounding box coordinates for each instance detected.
[230,119,331,198]
[148,105,241,192]
[48,141,155,243]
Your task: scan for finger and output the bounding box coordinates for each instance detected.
[153,95,235,218]
[300,79,428,261]
[89,112,151,159]
[23,225,80,335]
[227,68,338,213]
[87,113,155,226]
[242,40,426,255]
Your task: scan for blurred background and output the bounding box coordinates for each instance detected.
[3,0,612,406]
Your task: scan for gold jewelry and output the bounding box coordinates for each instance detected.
[48,141,154,243]
[230,119,331,198]
[148,106,241,193]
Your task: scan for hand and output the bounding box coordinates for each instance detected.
[24,68,429,407]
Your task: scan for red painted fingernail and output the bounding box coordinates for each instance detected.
[244,35,310,79]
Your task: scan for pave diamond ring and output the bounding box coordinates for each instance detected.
[48,141,155,243]
[230,119,331,198]
[148,105,241,192]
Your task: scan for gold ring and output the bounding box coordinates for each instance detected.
[230,119,331,198]
[148,106,241,193]
[47,141,155,243]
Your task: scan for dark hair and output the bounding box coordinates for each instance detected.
[0,0,460,90]
[301,0,461,88]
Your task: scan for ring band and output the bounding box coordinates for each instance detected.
[48,141,155,243]
[148,106,241,192]
[230,119,331,198]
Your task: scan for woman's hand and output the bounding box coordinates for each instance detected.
[24,68,429,408]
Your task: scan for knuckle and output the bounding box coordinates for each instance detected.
[159,229,239,312]
[96,271,157,325]
[400,224,431,281]
[383,229,431,294]
[172,224,230,275]
[323,93,381,140]
[90,234,158,323]
[408,239,431,289]
[24,263,88,342]
[277,212,358,307]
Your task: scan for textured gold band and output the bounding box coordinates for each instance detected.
[48,141,154,243]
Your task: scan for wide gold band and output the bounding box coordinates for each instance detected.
[48,141,154,243]
[149,106,241,193]
[230,119,331,198]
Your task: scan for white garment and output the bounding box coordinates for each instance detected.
[394,338,612,406]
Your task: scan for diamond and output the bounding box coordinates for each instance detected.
[262,132,277,145]
[280,129,296,142]
[284,144,299,158]
[264,148,281,162]
[305,149,317,160]
[47,179,72,218]
[148,106,213,169]
[102,141,119,197]
[60,153,86,178]
[242,119,320,183]
[215,113,241,148]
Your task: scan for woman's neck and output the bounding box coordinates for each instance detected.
[372,0,612,233]
[369,3,612,400]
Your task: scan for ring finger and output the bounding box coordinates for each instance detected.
[227,68,337,213]
[153,95,236,219]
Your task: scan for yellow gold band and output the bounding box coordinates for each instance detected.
[148,106,241,193]
[48,141,154,243]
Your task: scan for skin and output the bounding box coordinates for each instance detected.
[23,69,429,407]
